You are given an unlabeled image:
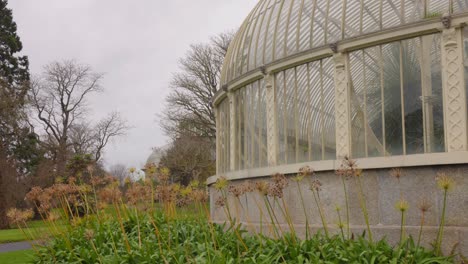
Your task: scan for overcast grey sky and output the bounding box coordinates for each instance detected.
[8,0,257,169]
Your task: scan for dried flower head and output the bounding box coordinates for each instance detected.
[294,166,313,182]
[390,168,403,180]
[215,196,226,208]
[267,185,284,198]
[336,157,361,179]
[255,181,269,196]
[309,179,322,192]
[395,199,409,212]
[241,181,255,193]
[7,208,34,224]
[417,198,432,213]
[84,229,94,240]
[214,176,229,190]
[228,185,243,198]
[436,173,455,192]
[272,173,288,189]
[47,211,61,221]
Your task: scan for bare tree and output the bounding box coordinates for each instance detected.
[161,32,233,140]
[69,112,129,162]
[93,112,128,162]
[109,163,129,184]
[159,134,215,185]
[30,60,103,176]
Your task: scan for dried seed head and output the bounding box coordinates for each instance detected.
[7,208,34,224]
[294,166,313,182]
[395,199,409,212]
[417,198,432,213]
[228,185,243,198]
[436,173,455,192]
[267,185,284,198]
[214,176,229,190]
[84,229,94,240]
[272,173,288,189]
[309,179,322,192]
[215,196,226,208]
[390,168,403,180]
[255,181,269,196]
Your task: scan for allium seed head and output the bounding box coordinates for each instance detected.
[395,199,409,212]
[436,173,455,192]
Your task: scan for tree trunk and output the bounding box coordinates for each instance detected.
[0,150,10,229]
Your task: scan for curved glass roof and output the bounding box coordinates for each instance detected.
[221,0,467,85]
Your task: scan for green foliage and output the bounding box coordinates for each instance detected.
[32,213,453,264]
[0,0,29,85]
[0,249,34,264]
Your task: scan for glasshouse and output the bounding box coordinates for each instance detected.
[209,0,468,254]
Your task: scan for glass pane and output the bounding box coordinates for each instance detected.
[285,68,297,163]
[322,57,336,159]
[428,34,445,152]
[366,47,385,157]
[296,64,309,162]
[350,50,366,158]
[276,71,286,164]
[382,42,403,156]
[402,38,424,155]
[308,61,323,161]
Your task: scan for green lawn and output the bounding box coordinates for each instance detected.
[0,249,34,264]
[0,220,65,243]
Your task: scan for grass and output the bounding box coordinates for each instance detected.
[0,220,65,243]
[0,249,34,264]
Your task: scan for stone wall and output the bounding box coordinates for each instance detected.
[209,164,468,256]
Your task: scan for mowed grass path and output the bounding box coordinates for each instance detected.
[0,249,34,264]
[0,219,66,264]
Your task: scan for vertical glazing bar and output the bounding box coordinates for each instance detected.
[271,0,286,61]
[262,0,277,65]
[246,0,268,72]
[307,63,313,161]
[284,0,296,57]
[324,0,331,44]
[237,91,242,170]
[380,45,386,155]
[265,73,278,166]
[228,93,237,172]
[294,67,300,163]
[320,60,325,160]
[309,0,318,48]
[379,0,383,30]
[283,71,288,163]
[399,41,407,155]
[296,0,306,52]
[342,0,348,40]
[253,0,272,69]
[362,50,369,157]
[359,0,364,34]
[401,0,405,24]
[215,106,220,175]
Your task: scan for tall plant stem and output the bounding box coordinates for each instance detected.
[340,176,350,239]
[279,197,297,243]
[417,212,425,248]
[311,190,329,238]
[336,208,345,241]
[355,176,373,243]
[436,189,448,255]
[296,182,310,239]
[263,196,282,238]
[399,210,406,245]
